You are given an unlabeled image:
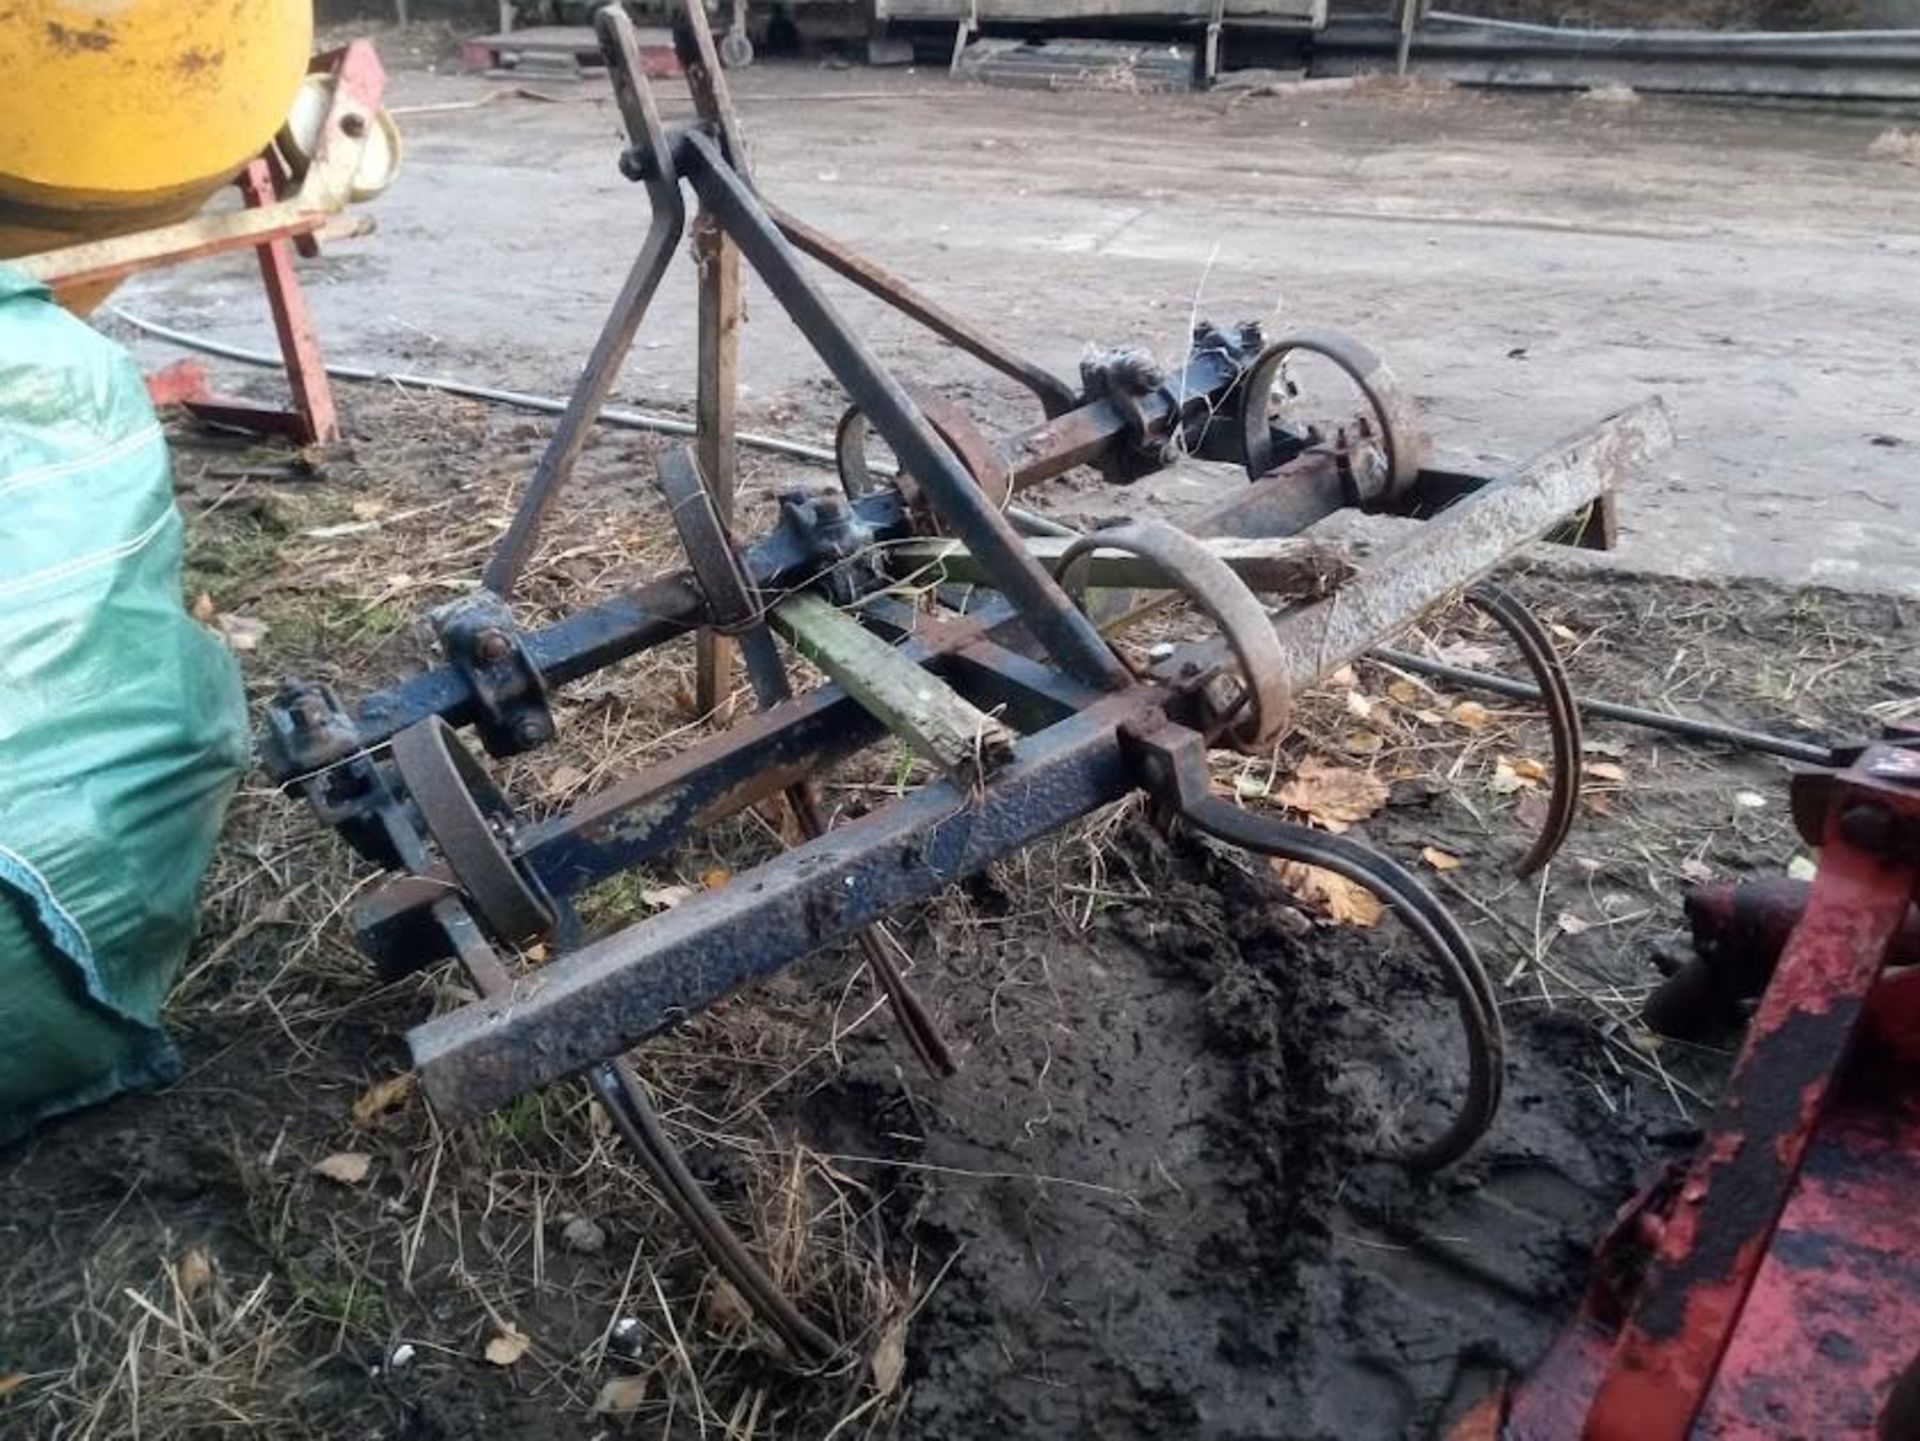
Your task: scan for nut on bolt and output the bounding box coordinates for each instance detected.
[476,629,513,664]
[515,715,549,747]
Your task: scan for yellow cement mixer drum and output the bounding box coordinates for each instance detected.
[0,0,314,307]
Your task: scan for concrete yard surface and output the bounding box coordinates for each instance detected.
[118,59,1920,594]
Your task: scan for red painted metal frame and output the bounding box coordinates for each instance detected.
[198,155,339,445]
[1466,742,1920,1440]
[121,42,389,446]
[170,41,391,446]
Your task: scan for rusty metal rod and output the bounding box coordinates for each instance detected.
[1372,647,1834,766]
[1382,652,1827,767]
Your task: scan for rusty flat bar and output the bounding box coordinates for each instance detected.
[408,690,1168,1120]
[1154,399,1675,698]
[767,201,1079,417]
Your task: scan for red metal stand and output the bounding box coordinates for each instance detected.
[151,156,341,446]
[1460,738,1920,1440]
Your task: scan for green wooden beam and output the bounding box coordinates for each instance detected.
[772,594,1017,784]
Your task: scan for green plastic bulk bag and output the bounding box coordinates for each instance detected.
[0,265,249,1142]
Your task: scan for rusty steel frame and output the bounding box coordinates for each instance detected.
[400,398,1663,1120]
[1470,738,1920,1440]
[264,0,1678,1363]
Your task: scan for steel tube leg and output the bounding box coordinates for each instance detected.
[485,9,688,598]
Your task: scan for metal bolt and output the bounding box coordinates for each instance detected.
[293,695,330,729]
[476,629,512,664]
[1839,803,1897,854]
[515,716,548,747]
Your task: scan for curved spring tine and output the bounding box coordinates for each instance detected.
[589,1060,839,1363]
[1135,731,1505,1171]
[1464,584,1584,877]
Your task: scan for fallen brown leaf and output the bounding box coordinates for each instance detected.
[0,1373,24,1401]
[1451,700,1492,730]
[213,614,269,652]
[641,883,695,911]
[701,868,731,891]
[1490,758,1529,795]
[352,1072,416,1127]
[1437,639,1495,668]
[595,1375,650,1414]
[1421,846,1463,872]
[1512,756,1549,783]
[312,1152,372,1186]
[485,1329,530,1367]
[1345,690,1374,721]
[1275,757,1389,834]
[1587,760,1628,783]
[704,1278,751,1331]
[1271,859,1383,928]
[1345,730,1385,756]
[176,1246,216,1302]
[1387,679,1422,705]
[546,764,588,798]
[872,1315,910,1398]
[190,591,216,623]
[559,1215,606,1255]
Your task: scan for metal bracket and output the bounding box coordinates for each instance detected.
[775,487,886,606]
[432,593,555,757]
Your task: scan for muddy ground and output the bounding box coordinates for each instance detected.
[1,375,1913,1438]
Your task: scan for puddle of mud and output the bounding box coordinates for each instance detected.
[811,826,1663,1439]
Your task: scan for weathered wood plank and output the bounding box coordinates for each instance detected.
[693,213,742,718]
[772,594,1016,783]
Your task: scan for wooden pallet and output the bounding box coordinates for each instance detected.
[461,24,682,78]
